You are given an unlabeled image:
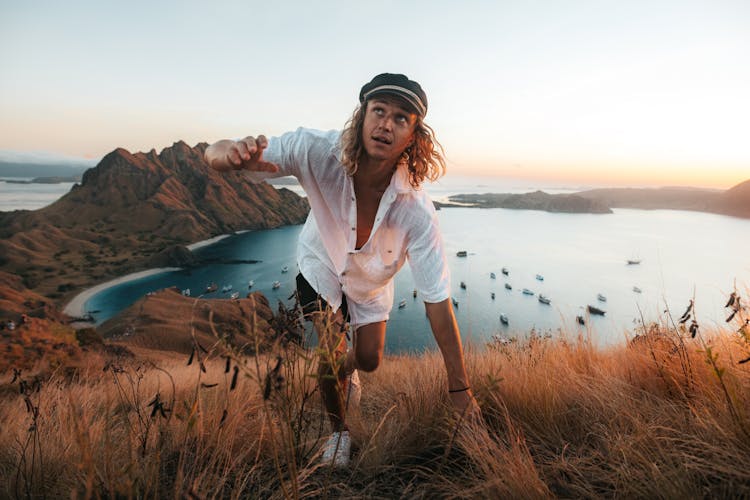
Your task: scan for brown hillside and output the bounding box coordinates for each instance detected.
[0,271,65,322]
[98,288,277,355]
[713,178,750,217]
[0,141,309,305]
[574,186,721,210]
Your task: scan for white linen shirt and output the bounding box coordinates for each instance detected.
[244,127,451,327]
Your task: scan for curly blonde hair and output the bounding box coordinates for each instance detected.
[340,98,446,189]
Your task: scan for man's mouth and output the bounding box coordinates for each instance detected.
[371,135,392,145]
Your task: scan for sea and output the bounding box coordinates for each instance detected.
[4,176,749,353]
[0,178,77,211]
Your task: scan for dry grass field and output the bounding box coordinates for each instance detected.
[1,296,749,498]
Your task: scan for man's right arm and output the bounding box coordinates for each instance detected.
[204,135,279,173]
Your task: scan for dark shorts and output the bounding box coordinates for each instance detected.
[296,272,349,321]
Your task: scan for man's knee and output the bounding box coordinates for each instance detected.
[356,351,381,372]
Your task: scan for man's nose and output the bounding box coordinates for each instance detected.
[378,115,394,131]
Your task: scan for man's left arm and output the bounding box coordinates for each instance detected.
[424,299,479,415]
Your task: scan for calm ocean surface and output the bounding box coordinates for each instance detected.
[0,179,76,211]
[4,177,748,353]
[84,207,750,353]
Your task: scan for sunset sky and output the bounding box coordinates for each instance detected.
[1,0,748,189]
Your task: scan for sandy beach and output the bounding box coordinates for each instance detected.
[64,231,249,321]
[63,267,181,318]
[186,234,231,251]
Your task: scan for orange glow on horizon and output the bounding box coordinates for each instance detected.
[459,161,747,190]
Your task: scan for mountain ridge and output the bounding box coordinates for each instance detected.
[0,141,309,314]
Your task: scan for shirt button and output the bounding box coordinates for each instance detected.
[351,227,355,231]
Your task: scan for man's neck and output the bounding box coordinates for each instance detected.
[356,156,398,192]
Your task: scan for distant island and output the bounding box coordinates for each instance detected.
[0,161,89,178]
[4,175,81,184]
[438,181,750,219]
[437,191,612,214]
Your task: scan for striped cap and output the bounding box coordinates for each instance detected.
[359,73,428,117]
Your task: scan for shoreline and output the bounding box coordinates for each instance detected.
[186,234,232,251]
[63,267,181,318]
[63,231,244,320]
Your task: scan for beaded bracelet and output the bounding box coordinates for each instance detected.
[448,387,471,393]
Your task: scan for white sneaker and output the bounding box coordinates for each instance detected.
[321,430,351,468]
[346,369,361,410]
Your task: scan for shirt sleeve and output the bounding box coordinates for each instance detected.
[406,199,451,303]
[241,127,306,184]
[242,127,340,186]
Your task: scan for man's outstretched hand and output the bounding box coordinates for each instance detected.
[205,135,279,173]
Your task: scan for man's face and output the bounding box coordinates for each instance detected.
[361,97,417,164]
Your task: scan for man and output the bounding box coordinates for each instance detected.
[205,73,478,467]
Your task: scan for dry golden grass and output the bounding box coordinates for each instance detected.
[1,315,749,498]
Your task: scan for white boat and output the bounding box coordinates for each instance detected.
[230,291,240,299]
[205,282,218,293]
[248,280,255,288]
[181,288,191,297]
[535,274,544,281]
[632,286,642,293]
[490,272,496,279]
[272,281,281,289]
[398,299,407,309]
[281,266,289,273]
[538,294,551,305]
[456,250,467,257]
[499,313,509,325]
[522,288,534,296]
[597,293,607,302]
[221,284,233,293]
[504,283,512,290]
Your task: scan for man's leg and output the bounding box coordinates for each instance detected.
[344,321,387,374]
[315,316,387,429]
[313,307,349,431]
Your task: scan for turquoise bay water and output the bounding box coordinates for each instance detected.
[85,207,750,354]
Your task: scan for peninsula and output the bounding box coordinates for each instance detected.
[437,180,750,219]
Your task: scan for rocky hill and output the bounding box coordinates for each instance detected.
[98,288,278,355]
[574,181,750,218]
[712,179,750,218]
[0,141,309,313]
